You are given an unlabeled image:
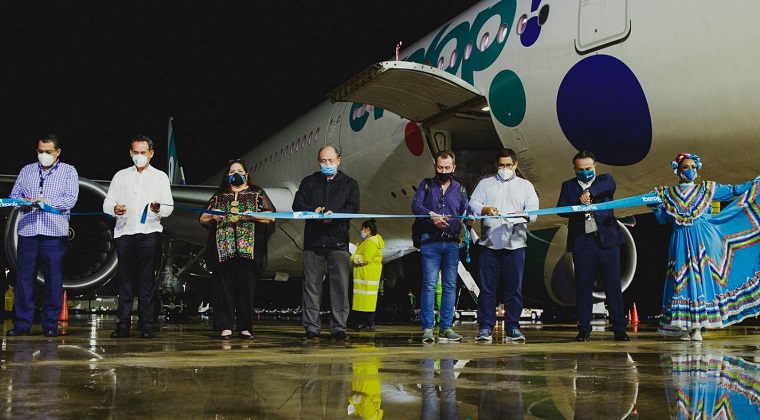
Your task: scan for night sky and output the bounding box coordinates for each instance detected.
[2,2,477,184]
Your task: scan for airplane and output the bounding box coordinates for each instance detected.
[2,0,760,315]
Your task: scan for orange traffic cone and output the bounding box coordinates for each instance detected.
[60,290,69,322]
[632,302,639,324]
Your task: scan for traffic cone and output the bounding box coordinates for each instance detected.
[632,302,639,324]
[628,309,632,323]
[60,290,69,322]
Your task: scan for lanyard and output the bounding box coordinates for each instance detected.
[38,160,60,196]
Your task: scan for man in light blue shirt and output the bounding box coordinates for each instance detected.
[469,149,538,342]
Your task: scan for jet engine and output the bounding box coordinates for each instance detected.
[524,220,636,306]
[3,178,118,292]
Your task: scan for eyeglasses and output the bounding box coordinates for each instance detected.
[497,163,515,169]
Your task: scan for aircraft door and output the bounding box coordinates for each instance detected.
[325,102,349,152]
[575,0,631,53]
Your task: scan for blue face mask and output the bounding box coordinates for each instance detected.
[576,169,595,183]
[320,164,337,176]
[228,173,246,186]
[681,169,697,181]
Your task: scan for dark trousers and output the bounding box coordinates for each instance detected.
[477,246,526,331]
[15,235,67,332]
[573,234,627,333]
[216,257,258,332]
[115,233,160,333]
[302,248,350,335]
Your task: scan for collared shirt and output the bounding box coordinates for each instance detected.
[469,174,539,250]
[103,165,173,238]
[10,161,79,237]
[411,178,469,237]
[577,177,595,190]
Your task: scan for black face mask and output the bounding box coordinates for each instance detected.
[435,172,453,183]
[228,173,246,186]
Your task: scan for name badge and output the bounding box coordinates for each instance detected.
[584,213,598,234]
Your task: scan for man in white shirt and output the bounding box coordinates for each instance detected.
[103,135,173,338]
[469,149,539,342]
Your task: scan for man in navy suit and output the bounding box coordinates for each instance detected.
[557,151,629,341]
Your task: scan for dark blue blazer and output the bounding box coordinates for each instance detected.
[556,173,624,252]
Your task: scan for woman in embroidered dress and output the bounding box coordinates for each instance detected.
[199,159,275,340]
[652,153,760,340]
[351,218,384,332]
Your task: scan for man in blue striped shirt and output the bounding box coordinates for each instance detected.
[7,134,79,337]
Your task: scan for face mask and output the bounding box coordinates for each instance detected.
[228,173,246,186]
[576,169,595,183]
[435,172,453,183]
[360,230,368,240]
[320,164,337,176]
[680,169,697,182]
[132,154,149,168]
[38,153,55,167]
[498,168,513,180]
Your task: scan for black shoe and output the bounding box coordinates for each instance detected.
[140,331,154,339]
[6,328,30,337]
[361,325,375,332]
[110,329,129,338]
[332,330,348,341]
[575,331,591,342]
[220,333,232,340]
[301,331,318,340]
[43,330,59,337]
[239,332,253,340]
[614,331,630,341]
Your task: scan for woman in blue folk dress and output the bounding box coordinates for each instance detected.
[652,153,760,340]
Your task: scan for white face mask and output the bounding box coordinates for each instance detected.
[498,168,513,180]
[38,153,55,167]
[132,154,149,168]
[360,230,368,240]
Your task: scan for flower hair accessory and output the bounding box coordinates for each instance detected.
[671,153,702,174]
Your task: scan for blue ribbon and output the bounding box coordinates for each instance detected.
[139,192,663,224]
[0,198,113,218]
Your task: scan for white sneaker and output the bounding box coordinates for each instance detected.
[690,329,703,341]
[679,332,691,341]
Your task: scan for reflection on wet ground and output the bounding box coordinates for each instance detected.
[2,317,760,419]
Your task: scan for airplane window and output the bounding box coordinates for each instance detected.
[517,14,528,35]
[449,50,457,68]
[538,4,549,26]
[479,32,491,52]
[305,133,310,147]
[401,188,407,196]
[498,24,508,43]
[437,56,445,69]
[464,41,473,60]
[290,143,295,154]
[295,139,299,151]
[391,192,397,198]
[315,128,319,142]
[412,185,418,192]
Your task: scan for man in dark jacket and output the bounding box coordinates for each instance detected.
[557,150,629,342]
[293,146,360,341]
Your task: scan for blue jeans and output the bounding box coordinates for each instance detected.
[477,246,526,331]
[420,233,459,331]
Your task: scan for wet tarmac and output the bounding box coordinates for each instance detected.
[2,317,760,419]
